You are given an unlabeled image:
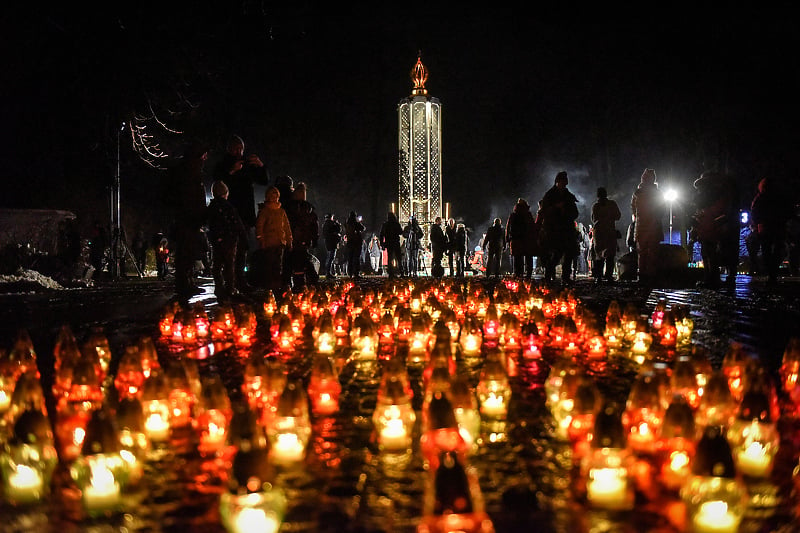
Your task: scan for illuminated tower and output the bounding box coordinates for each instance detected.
[398,54,443,244]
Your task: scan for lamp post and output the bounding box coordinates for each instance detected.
[664,189,678,244]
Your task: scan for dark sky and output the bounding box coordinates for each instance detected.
[2,5,797,237]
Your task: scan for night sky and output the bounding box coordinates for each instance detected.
[2,5,797,240]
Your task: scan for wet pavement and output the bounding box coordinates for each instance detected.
[1,274,799,532]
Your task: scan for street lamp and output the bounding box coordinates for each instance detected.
[664,189,678,244]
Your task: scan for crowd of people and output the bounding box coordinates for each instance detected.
[161,136,799,303]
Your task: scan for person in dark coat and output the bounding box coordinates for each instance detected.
[167,142,209,301]
[344,211,366,278]
[689,171,741,289]
[205,180,246,300]
[750,177,793,286]
[285,182,319,289]
[591,187,622,283]
[402,216,424,277]
[212,135,269,291]
[429,216,447,278]
[321,213,342,278]
[539,172,580,284]
[445,218,458,276]
[483,218,506,278]
[630,168,664,286]
[506,198,537,279]
[380,211,403,278]
[454,223,468,277]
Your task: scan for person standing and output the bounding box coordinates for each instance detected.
[321,213,342,278]
[403,216,424,277]
[454,223,468,277]
[445,218,457,276]
[689,172,740,289]
[484,218,506,278]
[429,216,447,278]
[539,172,580,284]
[630,168,664,286]
[506,198,537,279]
[285,182,319,289]
[205,180,246,300]
[213,135,269,292]
[255,186,292,297]
[168,142,208,302]
[750,177,793,286]
[380,211,403,278]
[344,211,366,278]
[590,187,622,283]
[368,234,382,274]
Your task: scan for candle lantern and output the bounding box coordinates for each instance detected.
[408,315,432,363]
[71,409,129,516]
[603,313,624,350]
[351,319,379,361]
[115,397,147,482]
[262,291,278,320]
[7,329,39,381]
[476,351,510,421]
[0,373,12,416]
[481,304,500,343]
[114,346,145,401]
[195,376,233,456]
[690,346,713,400]
[267,381,311,464]
[544,357,578,408]
[499,312,521,354]
[3,373,46,442]
[658,395,696,492]
[521,317,542,360]
[334,305,353,340]
[721,342,753,403]
[53,325,80,384]
[136,336,161,379]
[377,310,397,355]
[85,326,112,377]
[192,304,211,339]
[582,403,634,510]
[418,451,495,533]
[681,426,747,533]
[179,309,198,345]
[629,319,653,365]
[780,337,800,405]
[584,330,608,360]
[159,306,175,337]
[621,303,640,344]
[623,372,665,455]
[220,485,287,533]
[450,377,481,452]
[672,304,694,346]
[140,371,171,444]
[651,298,667,330]
[727,385,779,480]
[550,367,586,441]
[696,371,737,431]
[212,304,237,340]
[670,357,701,410]
[307,354,341,417]
[164,362,196,429]
[441,309,461,348]
[373,377,416,453]
[313,310,336,355]
[567,379,602,460]
[420,392,469,472]
[657,310,678,349]
[459,315,483,357]
[0,408,58,504]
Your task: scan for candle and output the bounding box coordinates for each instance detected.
[462,335,480,355]
[0,390,10,413]
[480,394,507,418]
[314,393,338,416]
[200,421,227,451]
[6,464,44,503]
[232,507,280,533]
[628,422,656,451]
[379,419,410,452]
[82,464,121,511]
[271,433,305,463]
[586,468,628,509]
[145,412,170,442]
[693,501,738,533]
[736,441,772,478]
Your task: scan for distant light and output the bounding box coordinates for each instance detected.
[740,211,749,225]
[664,189,678,203]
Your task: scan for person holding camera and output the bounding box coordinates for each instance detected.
[213,134,270,292]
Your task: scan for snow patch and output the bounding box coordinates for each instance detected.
[0,268,64,290]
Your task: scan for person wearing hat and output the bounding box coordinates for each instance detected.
[206,180,247,300]
[255,186,292,297]
[590,187,622,283]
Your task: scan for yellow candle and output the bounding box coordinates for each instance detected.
[145,412,170,442]
[314,393,338,416]
[6,464,44,503]
[480,394,507,418]
[693,501,738,533]
[83,465,121,511]
[737,441,772,478]
[271,433,305,463]
[200,421,227,451]
[232,507,280,533]
[587,468,628,509]
[0,390,10,413]
[379,419,409,451]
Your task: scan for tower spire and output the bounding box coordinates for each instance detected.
[410,51,428,96]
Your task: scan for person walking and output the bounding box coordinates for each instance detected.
[403,216,424,277]
[484,218,506,278]
[254,186,292,297]
[539,172,580,284]
[321,213,342,278]
[344,211,366,278]
[590,187,622,283]
[379,211,403,278]
[213,135,269,292]
[205,180,246,300]
[630,168,664,286]
[506,198,537,280]
[429,216,447,278]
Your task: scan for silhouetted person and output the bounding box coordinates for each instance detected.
[285,182,319,289]
[429,216,447,278]
[213,135,269,292]
[591,187,621,283]
[483,218,506,278]
[540,172,580,284]
[445,218,457,276]
[751,177,792,286]
[403,216,424,277]
[345,211,366,278]
[380,211,403,278]
[506,198,537,279]
[453,223,468,277]
[322,213,342,277]
[206,180,246,300]
[631,168,663,286]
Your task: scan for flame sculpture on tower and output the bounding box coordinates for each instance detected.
[398,53,443,246]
